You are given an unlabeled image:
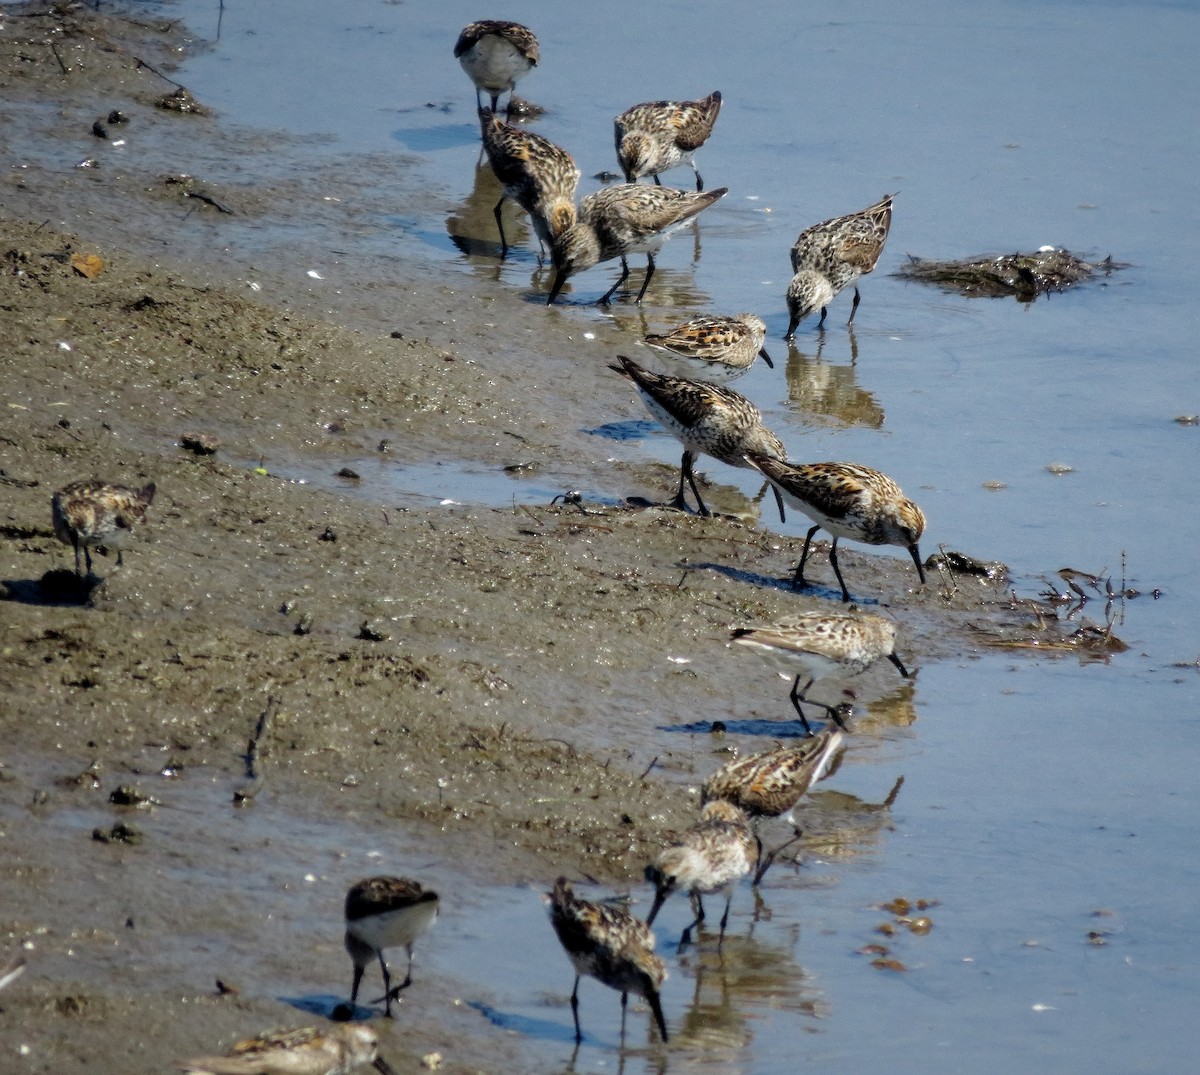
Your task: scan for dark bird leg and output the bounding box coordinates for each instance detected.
[678,452,711,516]
[679,890,706,948]
[791,675,847,732]
[488,91,500,113]
[848,286,862,325]
[717,890,735,945]
[599,257,631,305]
[769,485,786,523]
[634,253,657,304]
[791,524,821,591]
[647,988,669,1043]
[492,195,510,259]
[653,174,662,186]
[349,963,365,1011]
[570,973,583,1043]
[817,305,829,328]
[693,165,704,192]
[378,946,416,1014]
[754,829,806,886]
[378,955,394,1017]
[827,537,852,602]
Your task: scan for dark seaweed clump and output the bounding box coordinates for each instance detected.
[894,248,1125,301]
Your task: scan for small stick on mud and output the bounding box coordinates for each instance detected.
[49,42,69,76]
[183,190,234,214]
[233,696,279,805]
[135,57,187,90]
[638,755,659,780]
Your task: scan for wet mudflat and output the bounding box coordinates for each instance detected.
[1,2,1198,1074]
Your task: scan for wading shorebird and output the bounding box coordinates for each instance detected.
[547,183,726,305]
[51,478,155,577]
[453,20,539,114]
[614,90,722,191]
[610,355,787,521]
[731,613,911,733]
[744,453,926,602]
[547,877,668,1045]
[343,876,439,1017]
[785,194,894,337]
[645,800,756,948]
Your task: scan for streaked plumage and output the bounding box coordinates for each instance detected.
[547,877,668,1044]
[344,876,439,1017]
[786,194,894,336]
[644,313,773,380]
[702,729,846,821]
[733,612,909,732]
[645,800,756,947]
[453,21,539,113]
[744,454,926,602]
[479,109,579,257]
[614,90,722,191]
[702,729,846,883]
[51,478,155,577]
[178,1025,392,1075]
[547,183,727,305]
[610,354,786,519]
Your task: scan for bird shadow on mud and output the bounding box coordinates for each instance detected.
[683,561,878,606]
[1,570,99,607]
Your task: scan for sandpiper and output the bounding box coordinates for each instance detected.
[744,454,926,602]
[178,1024,395,1075]
[614,91,722,191]
[786,194,894,336]
[731,613,910,733]
[702,729,846,882]
[479,108,579,258]
[343,876,439,1017]
[547,183,727,305]
[610,354,786,520]
[644,313,773,380]
[645,800,756,947]
[51,478,155,577]
[547,877,668,1044]
[453,21,539,114]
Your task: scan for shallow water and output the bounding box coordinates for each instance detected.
[67,0,1200,1070]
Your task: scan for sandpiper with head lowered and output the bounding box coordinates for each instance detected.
[731,612,910,733]
[479,108,579,259]
[614,90,722,191]
[547,183,727,305]
[645,799,756,948]
[610,355,787,520]
[453,20,539,114]
[744,453,926,602]
[786,194,894,337]
[547,876,668,1045]
[51,478,155,577]
[178,1024,395,1075]
[343,876,439,1017]
[644,313,773,380]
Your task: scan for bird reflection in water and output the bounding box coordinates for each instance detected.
[785,328,884,429]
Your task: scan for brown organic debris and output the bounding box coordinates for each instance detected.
[894,247,1126,300]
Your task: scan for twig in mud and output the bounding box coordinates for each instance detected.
[49,42,69,76]
[933,543,958,600]
[183,190,234,214]
[234,696,278,805]
[638,755,659,780]
[135,56,187,89]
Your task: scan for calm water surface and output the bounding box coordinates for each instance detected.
[118,0,1200,1070]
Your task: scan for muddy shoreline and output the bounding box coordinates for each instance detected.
[0,5,1035,1072]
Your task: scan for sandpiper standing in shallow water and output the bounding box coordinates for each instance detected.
[547,183,727,305]
[702,729,846,882]
[614,91,722,191]
[744,453,926,602]
[454,21,539,114]
[478,108,579,258]
[785,194,894,337]
[644,313,773,381]
[610,355,787,520]
[645,799,757,947]
[547,877,668,1045]
[342,876,438,1018]
[178,1024,395,1075]
[51,478,155,577]
[731,612,910,733]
